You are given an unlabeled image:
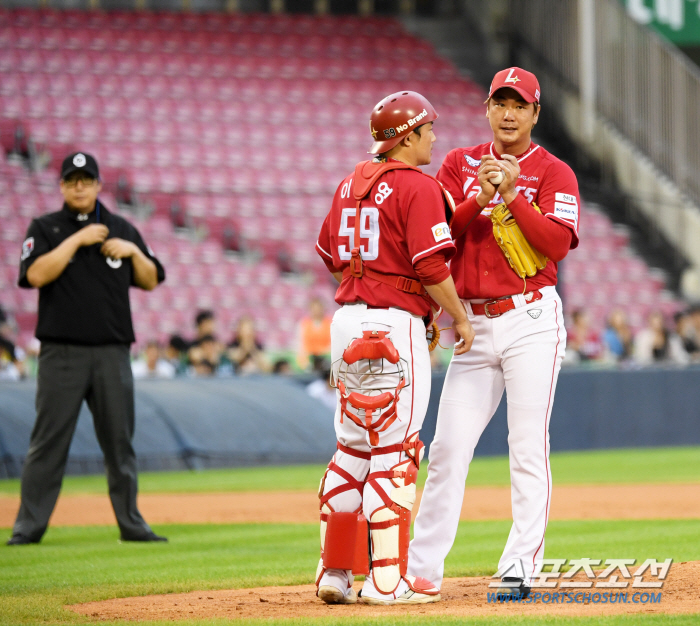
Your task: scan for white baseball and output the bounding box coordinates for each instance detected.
[489,170,504,185]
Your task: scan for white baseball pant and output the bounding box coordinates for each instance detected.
[408,285,566,586]
[318,303,431,601]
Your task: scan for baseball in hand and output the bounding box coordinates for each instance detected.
[489,170,504,185]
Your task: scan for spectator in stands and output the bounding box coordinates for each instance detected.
[189,334,226,376]
[297,298,332,372]
[164,334,189,375]
[194,310,217,341]
[306,365,336,412]
[132,341,176,379]
[21,337,41,379]
[187,310,218,367]
[634,311,689,366]
[0,335,22,381]
[0,304,26,380]
[227,316,270,375]
[272,358,292,375]
[602,308,634,363]
[678,306,700,362]
[566,309,603,362]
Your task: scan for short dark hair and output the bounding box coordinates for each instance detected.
[272,358,291,374]
[195,310,214,326]
[169,334,189,352]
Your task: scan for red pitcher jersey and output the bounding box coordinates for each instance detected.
[316,166,456,317]
[438,142,580,299]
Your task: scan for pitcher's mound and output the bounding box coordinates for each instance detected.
[70,561,700,621]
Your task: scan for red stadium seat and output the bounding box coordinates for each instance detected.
[0,12,684,350]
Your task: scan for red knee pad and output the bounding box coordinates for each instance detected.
[323,512,369,575]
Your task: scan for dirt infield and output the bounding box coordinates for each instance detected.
[70,561,700,620]
[1,483,699,527]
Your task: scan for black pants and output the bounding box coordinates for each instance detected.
[12,342,151,541]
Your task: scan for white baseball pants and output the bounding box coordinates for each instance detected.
[319,303,431,601]
[408,285,566,586]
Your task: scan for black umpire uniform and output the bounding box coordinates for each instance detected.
[8,152,166,545]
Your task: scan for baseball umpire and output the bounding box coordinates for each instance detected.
[7,152,167,545]
[408,68,580,599]
[314,91,474,605]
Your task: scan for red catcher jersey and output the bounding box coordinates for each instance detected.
[438,142,580,299]
[316,165,456,317]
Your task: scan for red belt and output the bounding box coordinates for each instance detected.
[470,290,543,318]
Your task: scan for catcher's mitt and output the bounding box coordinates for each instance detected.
[490,202,548,278]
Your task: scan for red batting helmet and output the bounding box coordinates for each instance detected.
[368,91,438,154]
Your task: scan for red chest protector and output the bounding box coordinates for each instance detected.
[342,160,455,309]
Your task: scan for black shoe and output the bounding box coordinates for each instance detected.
[497,577,531,601]
[120,531,168,543]
[6,534,39,546]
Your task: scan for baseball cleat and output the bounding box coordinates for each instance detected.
[496,577,531,601]
[318,586,358,604]
[362,589,442,605]
[396,589,442,604]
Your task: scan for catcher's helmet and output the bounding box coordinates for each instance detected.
[368,91,438,155]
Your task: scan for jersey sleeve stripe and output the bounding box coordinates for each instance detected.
[411,240,454,264]
[316,241,333,259]
[545,212,578,234]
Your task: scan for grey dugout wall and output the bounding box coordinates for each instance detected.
[1,367,699,478]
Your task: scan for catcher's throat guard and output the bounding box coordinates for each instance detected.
[331,324,410,446]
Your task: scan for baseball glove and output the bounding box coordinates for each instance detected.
[490,202,548,278]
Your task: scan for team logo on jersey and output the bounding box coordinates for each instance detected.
[21,237,34,261]
[464,155,481,168]
[527,309,542,319]
[106,257,122,269]
[432,222,451,243]
[73,153,87,167]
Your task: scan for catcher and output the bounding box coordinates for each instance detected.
[408,68,581,600]
[314,91,474,606]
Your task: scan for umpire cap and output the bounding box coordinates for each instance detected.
[60,152,100,180]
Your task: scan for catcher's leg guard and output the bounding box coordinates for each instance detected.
[316,443,370,594]
[365,432,436,596]
[322,512,370,575]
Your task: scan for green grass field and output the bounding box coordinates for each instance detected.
[1,446,698,496]
[1,447,699,625]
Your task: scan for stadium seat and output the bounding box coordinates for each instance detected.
[0,10,685,349]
